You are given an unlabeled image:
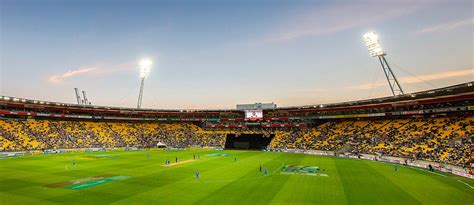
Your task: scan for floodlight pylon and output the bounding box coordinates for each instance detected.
[363,32,404,96]
[137,58,152,108]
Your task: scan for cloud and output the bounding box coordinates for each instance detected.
[48,62,136,83]
[292,88,326,93]
[266,0,435,42]
[349,68,474,90]
[48,67,97,83]
[417,18,474,34]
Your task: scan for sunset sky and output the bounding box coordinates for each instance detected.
[1,0,473,109]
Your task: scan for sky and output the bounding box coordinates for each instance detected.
[0,0,473,109]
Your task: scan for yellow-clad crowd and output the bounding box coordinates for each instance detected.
[269,115,473,167]
[0,119,225,151]
[0,115,472,166]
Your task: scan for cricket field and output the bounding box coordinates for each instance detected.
[1,149,473,204]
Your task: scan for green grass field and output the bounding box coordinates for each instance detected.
[1,149,473,204]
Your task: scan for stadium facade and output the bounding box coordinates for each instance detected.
[1,82,472,124]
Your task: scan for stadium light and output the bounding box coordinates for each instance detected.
[137,58,153,108]
[363,32,385,57]
[139,58,152,79]
[362,31,404,96]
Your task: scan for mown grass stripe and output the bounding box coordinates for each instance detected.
[335,158,421,204]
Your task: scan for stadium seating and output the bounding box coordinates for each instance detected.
[0,115,471,167]
[0,119,226,151]
[269,115,473,167]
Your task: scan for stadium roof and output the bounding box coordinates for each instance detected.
[0,82,472,115]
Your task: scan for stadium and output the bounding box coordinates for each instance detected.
[1,1,473,205]
[1,82,473,204]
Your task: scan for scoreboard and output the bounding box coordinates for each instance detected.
[245,110,263,121]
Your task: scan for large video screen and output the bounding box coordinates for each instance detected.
[245,110,263,121]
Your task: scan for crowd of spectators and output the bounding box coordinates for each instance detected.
[269,115,473,167]
[0,119,225,151]
[1,114,472,167]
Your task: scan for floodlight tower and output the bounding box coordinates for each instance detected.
[137,58,152,108]
[363,32,404,96]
